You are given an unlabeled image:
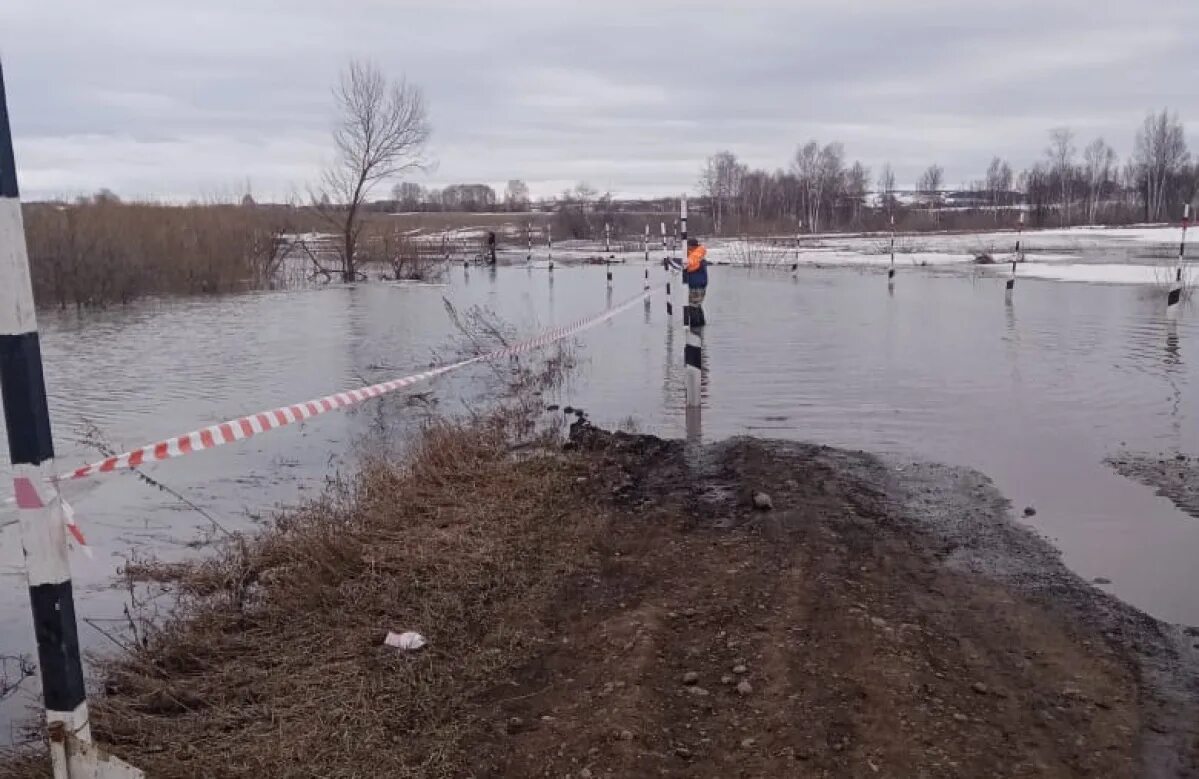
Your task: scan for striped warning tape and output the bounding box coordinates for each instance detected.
[3,289,654,543]
[58,289,651,483]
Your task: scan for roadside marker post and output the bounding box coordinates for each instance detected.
[0,58,143,779]
[1007,212,1024,304]
[1168,204,1189,319]
[679,195,702,408]
[547,224,553,273]
[888,215,896,289]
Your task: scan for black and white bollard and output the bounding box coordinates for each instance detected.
[888,214,895,289]
[684,324,702,409]
[547,224,554,273]
[1168,204,1189,319]
[526,221,532,266]
[1007,212,1024,304]
[0,60,142,779]
[660,221,667,263]
[666,279,673,318]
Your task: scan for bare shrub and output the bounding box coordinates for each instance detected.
[725,236,792,268]
[23,201,314,307]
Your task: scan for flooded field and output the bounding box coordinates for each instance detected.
[1,260,1197,738]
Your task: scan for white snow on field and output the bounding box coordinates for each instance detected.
[697,224,1191,286]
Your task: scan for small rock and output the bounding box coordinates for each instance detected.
[971,682,988,695]
[720,675,734,685]
[563,406,575,414]
[752,492,774,511]
[674,746,693,759]
[1093,577,1111,585]
[736,680,754,696]
[686,686,710,697]
[546,404,560,412]
[1023,506,1037,517]
[505,716,524,734]
[740,737,756,749]
[682,671,700,685]
[618,729,634,742]
[580,769,593,779]
[732,664,748,675]
[952,712,968,722]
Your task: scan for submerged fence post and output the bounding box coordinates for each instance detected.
[1169,204,1189,319]
[1007,211,1023,304]
[0,58,142,779]
[888,215,895,289]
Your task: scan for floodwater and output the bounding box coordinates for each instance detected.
[1,260,1197,738]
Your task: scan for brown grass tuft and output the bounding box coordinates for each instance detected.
[3,413,605,778]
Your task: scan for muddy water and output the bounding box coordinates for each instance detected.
[1,262,1197,736]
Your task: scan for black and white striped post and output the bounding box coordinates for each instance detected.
[888,215,896,289]
[547,224,554,273]
[1168,204,1189,319]
[678,195,703,407]
[0,59,141,778]
[660,220,667,264]
[526,221,532,265]
[643,225,650,291]
[1007,211,1024,304]
[604,223,613,288]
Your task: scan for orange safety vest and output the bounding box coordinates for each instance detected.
[686,245,707,272]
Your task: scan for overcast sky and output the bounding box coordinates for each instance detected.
[1,0,1196,201]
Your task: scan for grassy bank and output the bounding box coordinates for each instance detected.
[4,409,1196,776]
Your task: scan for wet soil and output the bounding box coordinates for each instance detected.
[474,421,1199,777]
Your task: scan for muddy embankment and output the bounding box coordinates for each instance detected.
[2,413,1197,778]
[1108,451,1199,521]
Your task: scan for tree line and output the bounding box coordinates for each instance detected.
[697,109,1197,235]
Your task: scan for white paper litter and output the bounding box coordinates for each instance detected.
[384,631,427,651]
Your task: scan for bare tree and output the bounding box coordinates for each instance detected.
[792,141,844,233]
[985,157,1013,219]
[1081,138,1116,224]
[699,151,746,234]
[316,60,430,281]
[877,163,896,214]
[1133,108,1190,222]
[845,161,870,225]
[917,164,943,201]
[1046,128,1077,225]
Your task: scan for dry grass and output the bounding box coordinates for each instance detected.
[0,412,606,778]
[24,202,320,307]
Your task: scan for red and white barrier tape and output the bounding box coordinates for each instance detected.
[60,289,650,483]
[4,290,653,544]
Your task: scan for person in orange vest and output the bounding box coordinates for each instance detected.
[684,237,708,306]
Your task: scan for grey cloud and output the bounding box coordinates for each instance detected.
[1,0,1195,200]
